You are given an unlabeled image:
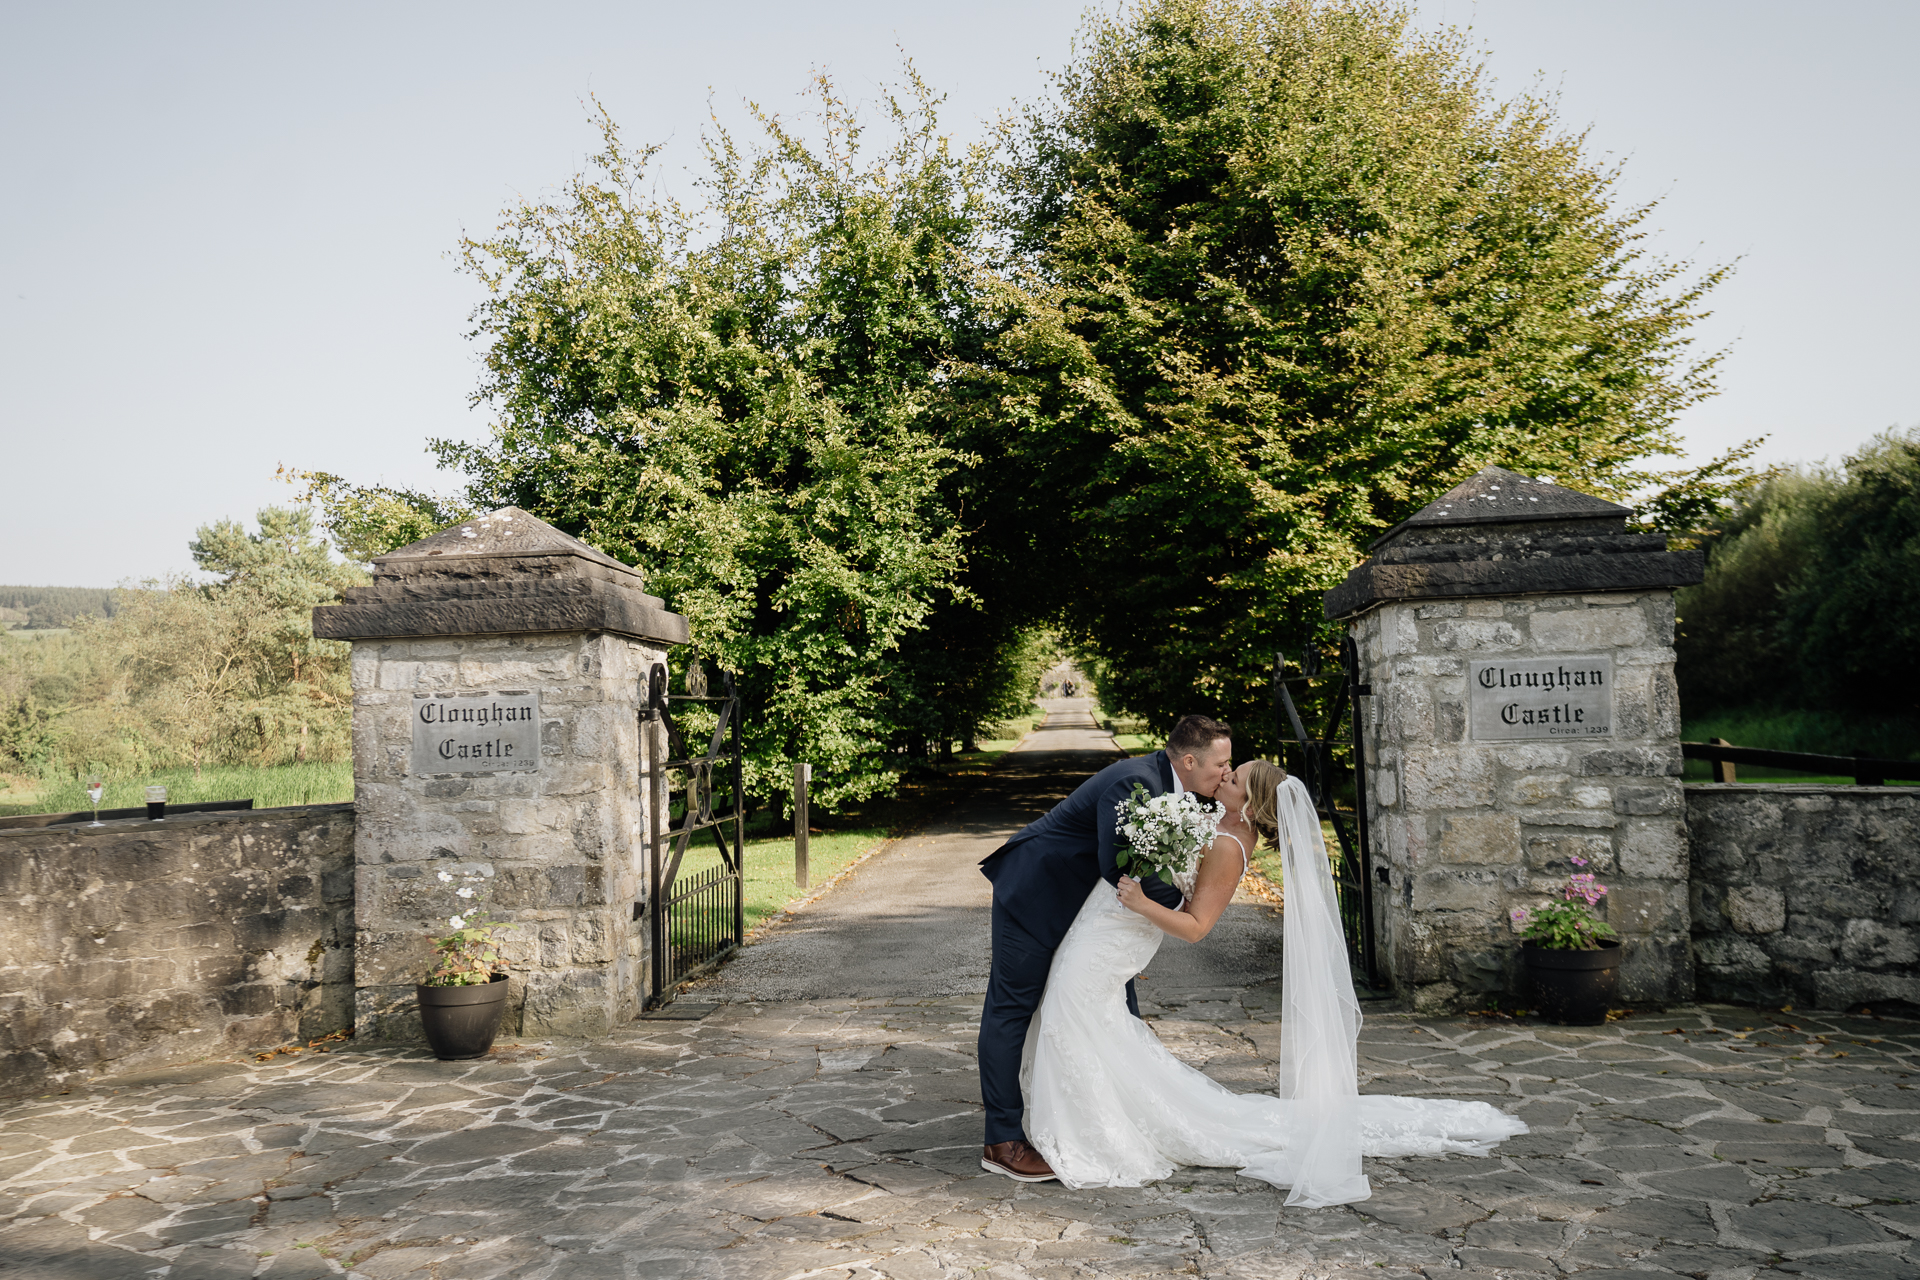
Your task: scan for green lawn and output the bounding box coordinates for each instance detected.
[656,709,1047,945]
[1682,708,1920,785]
[0,761,353,817]
[669,826,893,941]
[1089,705,1156,756]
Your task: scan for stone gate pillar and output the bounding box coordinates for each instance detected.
[314,508,688,1040]
[1324,468,1704,1012]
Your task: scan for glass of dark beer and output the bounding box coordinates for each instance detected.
[145,785,167,820]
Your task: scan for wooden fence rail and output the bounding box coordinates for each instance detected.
[1681,739,1920,786]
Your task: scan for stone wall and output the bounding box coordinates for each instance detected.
[350,633,664,1042]
[0,804,354,1099]
[1354,591,1692,1010]
[1687,784,1920,1010]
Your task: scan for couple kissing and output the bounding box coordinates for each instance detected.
[975,714,1526,1205]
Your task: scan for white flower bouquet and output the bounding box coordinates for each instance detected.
[1114,782,1222,887]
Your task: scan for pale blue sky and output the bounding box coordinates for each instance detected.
[3,1,1915,585]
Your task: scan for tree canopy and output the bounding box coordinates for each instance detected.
[424,78,1020,807]
[963,0,1739,741]
[304,0,1749,803]
[1677,428,1920,720]
[0,508,362,778]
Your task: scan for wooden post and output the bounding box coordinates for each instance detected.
[1710,737,1736,784]
[794,761,811,890]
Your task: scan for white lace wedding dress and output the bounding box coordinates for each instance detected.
[1019,776,1526,1206]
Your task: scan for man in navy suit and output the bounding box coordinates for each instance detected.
[975,714,1235,1181]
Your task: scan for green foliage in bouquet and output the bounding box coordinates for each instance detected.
[1113,781,1221,885]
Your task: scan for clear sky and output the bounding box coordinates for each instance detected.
[3,1,1915,586]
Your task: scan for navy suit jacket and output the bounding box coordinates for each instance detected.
[979,749,1188,952]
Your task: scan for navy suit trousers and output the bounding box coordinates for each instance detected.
[979,895,1141,1146]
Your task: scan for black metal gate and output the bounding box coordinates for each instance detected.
[643,660,745,1008]
[1272,636,1380,987]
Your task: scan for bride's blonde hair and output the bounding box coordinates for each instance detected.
[1239,760,1289,849]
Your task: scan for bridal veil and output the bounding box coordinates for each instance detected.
[1020,774,1525,1200]
[1238,775,1372,1206]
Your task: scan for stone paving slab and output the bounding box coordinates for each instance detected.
[4,995,1919,1279]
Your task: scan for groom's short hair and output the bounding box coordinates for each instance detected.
[1167,714,1231,758]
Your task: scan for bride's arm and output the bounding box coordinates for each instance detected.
[1115,828,1246,943]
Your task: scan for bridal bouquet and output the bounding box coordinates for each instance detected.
[1114,782,1222,886]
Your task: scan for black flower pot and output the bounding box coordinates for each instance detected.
[416,973,509,1060]
[1522,940,1621,1026]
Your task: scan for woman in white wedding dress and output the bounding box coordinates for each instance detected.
[1019,760,1526,1206]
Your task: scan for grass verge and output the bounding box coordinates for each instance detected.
[671,712,1046,940]
[0,761,353,817]
[1089,703,1156,757]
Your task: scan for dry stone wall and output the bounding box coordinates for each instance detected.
[1353,591,1692,1010]
[0,804,354,1099]
[1687,784,1920,1011]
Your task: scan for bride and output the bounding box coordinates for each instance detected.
[1018,759,1526,1206]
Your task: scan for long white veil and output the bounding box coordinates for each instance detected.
[1262,775,1371,1206]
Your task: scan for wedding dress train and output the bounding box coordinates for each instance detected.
[1019,775,1526,1206]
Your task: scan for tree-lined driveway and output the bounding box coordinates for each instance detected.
[689,698,1284,1011]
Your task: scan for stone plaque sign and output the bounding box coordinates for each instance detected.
[1469,656,1612,740]
[411,692,541,773]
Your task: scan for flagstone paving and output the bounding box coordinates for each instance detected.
[4,994,1918,1279]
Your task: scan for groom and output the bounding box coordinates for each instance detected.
[975,713,1235,1181]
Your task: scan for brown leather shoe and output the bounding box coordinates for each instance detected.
[981,1139,1056,1182]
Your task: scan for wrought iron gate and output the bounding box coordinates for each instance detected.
[643,660,744,1008]
[1272,636,1380,987]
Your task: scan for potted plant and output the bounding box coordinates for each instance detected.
[415,869,514,1060]
[1511,857,1620,1026]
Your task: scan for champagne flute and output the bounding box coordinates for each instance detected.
[86,774,105,826]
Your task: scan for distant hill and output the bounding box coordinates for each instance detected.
[0,586,117,630]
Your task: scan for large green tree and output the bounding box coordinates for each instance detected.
[964,0,1742,743]
[0,507,362,777]
[304,3,1755,796]
[410,81,1028,806]
[182,507,365,763]
[1677,429,1920,720]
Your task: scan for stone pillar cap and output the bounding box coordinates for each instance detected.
[1368,466,1630,549]
[1324,467,1703,620]
[369,506,641,580]
[314,508,690,645]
